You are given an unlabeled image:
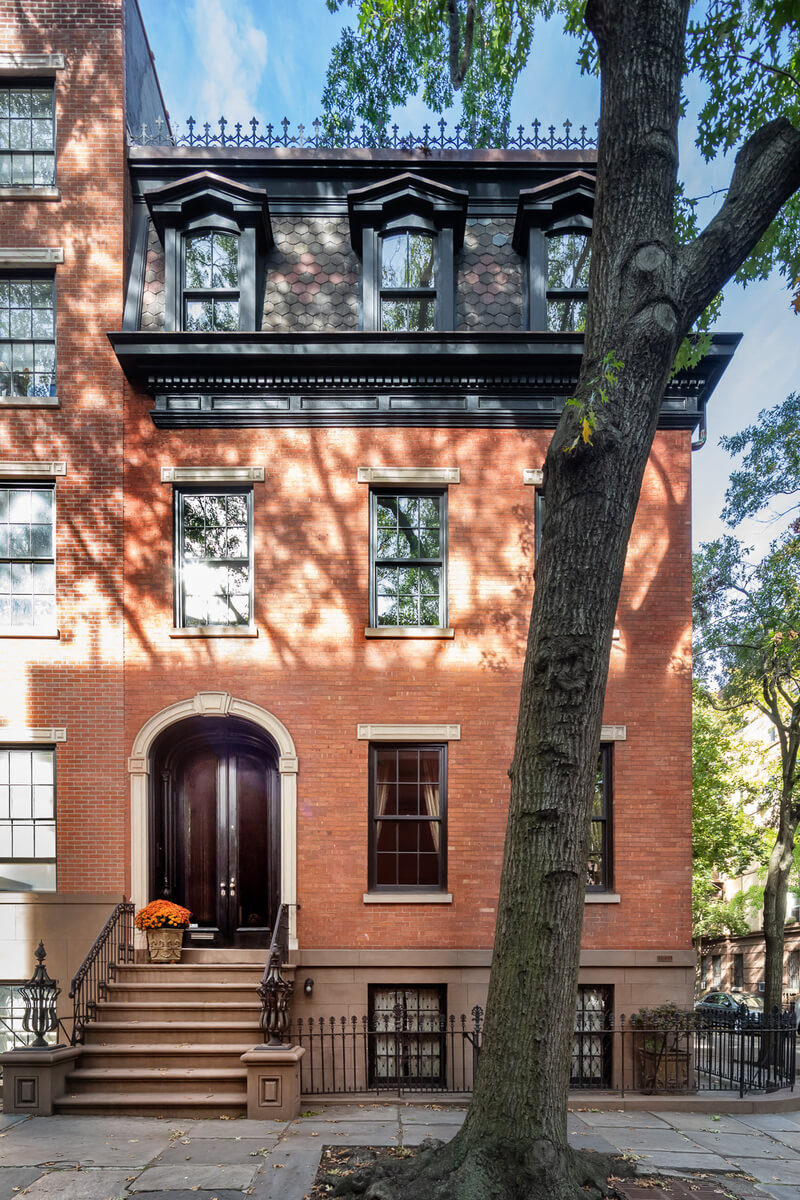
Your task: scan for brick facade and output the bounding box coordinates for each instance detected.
[0,0,708,1031]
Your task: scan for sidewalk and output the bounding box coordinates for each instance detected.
[1,1103,800,1199]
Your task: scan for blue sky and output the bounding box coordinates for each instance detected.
[137,0,798,554]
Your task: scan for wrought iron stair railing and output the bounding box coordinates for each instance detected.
[69,901,135,1044]
[258,903,294,1046]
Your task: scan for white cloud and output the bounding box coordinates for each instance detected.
[187,0,268,124]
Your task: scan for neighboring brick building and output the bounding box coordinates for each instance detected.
[0,0,738,1098]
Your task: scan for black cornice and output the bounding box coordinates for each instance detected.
[108,330,741,430]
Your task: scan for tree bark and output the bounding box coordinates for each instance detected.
[332,0,800,1194]
[762,712,800,1019]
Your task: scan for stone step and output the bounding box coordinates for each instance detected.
[180,948,270,964]
[63,1067,248,1096]
[116,963,267,985]
[95,1000,262,1022]
[77,1043,257,1070]
[82,1021,262,1046]
[53,1090,246,1117]
[105,982,260,1004]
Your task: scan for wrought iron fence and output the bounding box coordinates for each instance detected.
[129,116,598,153]
[289,1007,796,1098]
[69,901,135,1044]
[292,1007,483,1097]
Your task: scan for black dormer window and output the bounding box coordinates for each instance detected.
[547,232,590,332]
[183,231,240,332]
[380,231,436,332]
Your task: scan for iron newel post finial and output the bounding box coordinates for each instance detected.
[258,904,294,1047]
[20,940,61,1048]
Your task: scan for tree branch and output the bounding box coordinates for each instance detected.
[447,0,475,89]
[679,117,800,324]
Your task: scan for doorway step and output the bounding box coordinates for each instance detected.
[54,951,292,1117]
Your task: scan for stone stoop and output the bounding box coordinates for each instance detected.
[54,952,291,1117]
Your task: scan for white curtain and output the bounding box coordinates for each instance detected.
[421,754,440,852]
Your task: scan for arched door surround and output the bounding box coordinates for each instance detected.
[128,693,298,949]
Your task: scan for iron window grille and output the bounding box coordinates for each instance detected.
[182,231,240,331]
[587,744,612,892]
[369,744,446,892]
[370,488,447,628]
[546,232,590,331]
[0,482,56,630]
[379,231,436,331]
[0,747,56,891]
[0,84,55,188]
[572,985,613,1088]
[0,276,56,399]
[368,985,447,1088]
[174,487,253,627]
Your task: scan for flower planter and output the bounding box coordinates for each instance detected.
[146,926,185,963]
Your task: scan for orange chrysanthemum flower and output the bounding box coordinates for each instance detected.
[134,900,191,931]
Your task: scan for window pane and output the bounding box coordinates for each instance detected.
[380,299,411,332]
[211,233,239,288]
[405,298,436,331]
[212,299,239,331]
[381,234,407,287]
[547,298,588,333]
[407,234,435,288]
[548,233,591,290]
[179,491,251,626]
[185,299,213,331]
[184,234,212,288]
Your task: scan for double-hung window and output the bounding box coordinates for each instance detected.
[0,84,55,188]
[0,277,55,399]
[175,488,253,627]
[369,744,446,891]
[0,483,55,630]
[379,231,436,332]
[546,232,590,332]
[587,744,612,891]
[371,489,446,628]
[0,746,56,890]
[183,231,240,331]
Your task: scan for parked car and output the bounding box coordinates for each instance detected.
[694,991,764,1025]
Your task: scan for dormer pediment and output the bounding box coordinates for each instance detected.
[348,172,469,254]
[513,171,595,253]
[145,170,273,251]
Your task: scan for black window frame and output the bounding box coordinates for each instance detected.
[0,80,56,189]
[587,744,613,893]
[181,227,241,333]
[0,743,57,891]
[0,479,56,631]
[0,271,56,400]
[368,742,447,894]
[368,983,447,1089]
[369,486,448,629]
[377,227,438,332]
[544,230,590,332]
[173,485,254,629]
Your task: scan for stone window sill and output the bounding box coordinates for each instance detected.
[0,627,59,639]
[169,625,258,638]
[365,626,454,639]
[0,187,60,201]
[584,892,621,904]
[363,892,453,904]
[0,395,59,408]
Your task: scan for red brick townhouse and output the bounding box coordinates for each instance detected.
[0,0,738,1108]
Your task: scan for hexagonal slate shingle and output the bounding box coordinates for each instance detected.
[458,218,521,331]
[262,217,359,331]
[140,222,165,330]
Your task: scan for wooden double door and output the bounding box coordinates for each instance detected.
[152,721,280,947]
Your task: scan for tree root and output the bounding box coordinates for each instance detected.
[327,1133,634,1200]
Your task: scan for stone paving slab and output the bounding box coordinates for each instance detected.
[689,1130,795,1160]
[758,1131,800,1152]
[609,1128,703,1152]
[576,1110,673,1128]
[300,1105,398,1123]
[0,1122,173,1169]
[400,1123,460,1146]
[749,1185,800,1199]
[739,1115,800,1133]
[14,1166,137,1199]
[120,1193,244,1200]
[0,1166,46,1199]
[130,1162,258,1191]
[659,1112,753,1133]
[156,1118,289,1138]
[737,1159,800,1185]
[616,1181,762,1199]
[567,1127,620,1154]
[632,1150,733,1172]
[289,1120,399,1142]
[0,1115,28,1132]
[247,1142,326,1200]
[154,1136,280,1165]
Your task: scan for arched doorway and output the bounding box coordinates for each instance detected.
[151,716,279,947]
[129,693,299,951]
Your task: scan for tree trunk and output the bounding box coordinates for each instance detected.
[329,0,800,1192]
